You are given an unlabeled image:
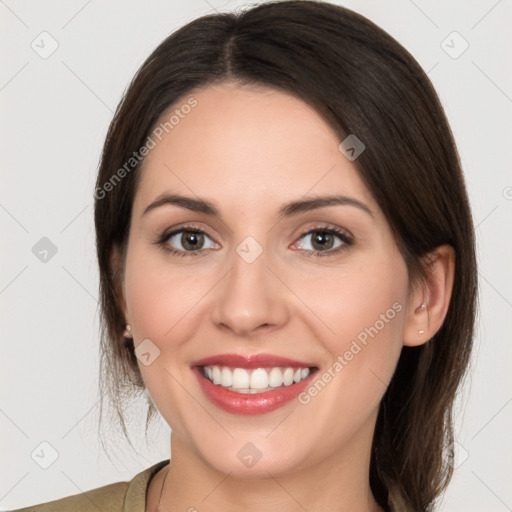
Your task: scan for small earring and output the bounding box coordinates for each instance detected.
[123,324,132,338]
[416,303,426,312]
[418,329,425,336]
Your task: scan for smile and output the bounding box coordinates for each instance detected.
[201,365,313,393]
[189,353,318,415]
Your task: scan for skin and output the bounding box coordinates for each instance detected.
[115,82,455,512]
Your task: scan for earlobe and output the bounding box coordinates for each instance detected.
[403,245,455,347]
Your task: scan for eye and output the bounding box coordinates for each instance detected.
[156,224,353,258]
[294,226,353,257]
[158,226,218,256]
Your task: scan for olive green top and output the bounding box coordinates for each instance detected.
[8,459,170,512]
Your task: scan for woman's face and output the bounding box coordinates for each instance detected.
[121,82,413,478]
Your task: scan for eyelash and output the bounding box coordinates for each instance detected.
[155,224,354,258]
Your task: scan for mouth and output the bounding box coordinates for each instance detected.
[198,364,316,393]
[190,353,319,415]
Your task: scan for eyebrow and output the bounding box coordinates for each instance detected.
[142,193,374,220]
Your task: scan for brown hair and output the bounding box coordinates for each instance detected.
[94,1,477,510]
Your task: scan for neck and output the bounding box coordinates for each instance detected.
[157,427,382,512]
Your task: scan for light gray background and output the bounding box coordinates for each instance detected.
[1,0,511,510]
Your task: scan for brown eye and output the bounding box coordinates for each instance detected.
[309,231,337,251]
[297,229,350,253]
[179,231,205,251]
[162,228,217,254]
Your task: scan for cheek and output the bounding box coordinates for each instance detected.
[122,245,206,433]
[124,245,207,341]
[295,255,408,428]
[299,253,408,339]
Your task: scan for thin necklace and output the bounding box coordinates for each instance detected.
[156,464,171,512]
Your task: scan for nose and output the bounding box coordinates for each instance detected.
[211,244,290,338]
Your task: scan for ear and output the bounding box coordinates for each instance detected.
[403,244,455,347]
[110,244,130,324]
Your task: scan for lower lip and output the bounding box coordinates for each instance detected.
[192,366,317,415]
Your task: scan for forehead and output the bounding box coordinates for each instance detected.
[132,83,377,218]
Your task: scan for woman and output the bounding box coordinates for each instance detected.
[12,1,477,511]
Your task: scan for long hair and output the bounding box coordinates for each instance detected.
[94,2,477,509]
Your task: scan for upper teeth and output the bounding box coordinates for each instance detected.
[202,365,311,392]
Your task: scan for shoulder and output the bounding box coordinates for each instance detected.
[8,459,170,512]
[8,481,129,512]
